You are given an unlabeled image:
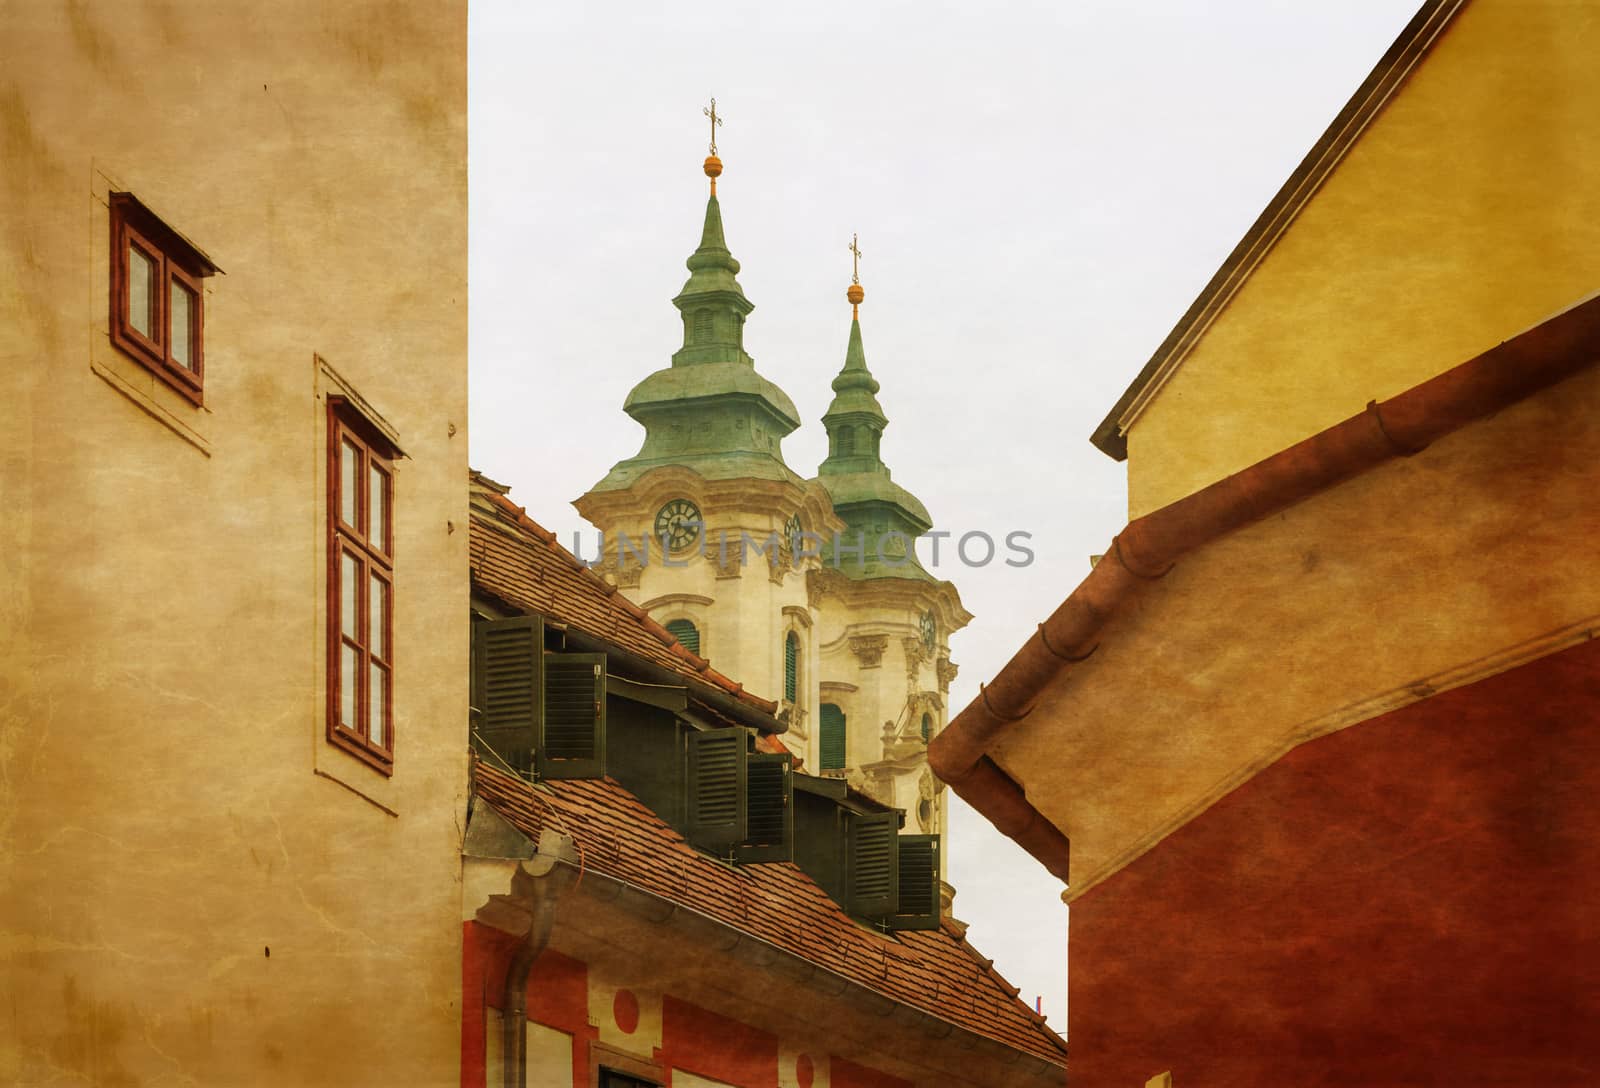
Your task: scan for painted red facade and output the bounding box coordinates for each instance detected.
[1068,637,1600,1087]
[460,920,917,1088]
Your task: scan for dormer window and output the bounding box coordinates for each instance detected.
[109,192,216,405]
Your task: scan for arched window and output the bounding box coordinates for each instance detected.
[921,712,933,743]
[665,618,700,656]
[838,428,856,456]
[693,309,713,342]
[820,703,846,770]
[783,631,799,703]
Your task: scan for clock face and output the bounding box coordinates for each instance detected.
[919,610,937,651]
[654,498,702,552]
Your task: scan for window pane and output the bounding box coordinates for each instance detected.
[341,552,359,638]
[340,439,360,527]
[128,245,155,338]
[369,572,388,661]
[170,280,194,370]
[369,463,388,549]
[369,662,388,747]
[340,642,359,728]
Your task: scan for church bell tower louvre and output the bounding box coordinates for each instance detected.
[573,107,971,866]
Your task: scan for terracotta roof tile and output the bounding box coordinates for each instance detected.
[472,758,1067,1066]
[468,475,778,716]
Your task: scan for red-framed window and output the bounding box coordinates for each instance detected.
[327,398,397,772]
[109,192,214,404]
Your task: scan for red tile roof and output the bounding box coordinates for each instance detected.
[472,758,1068,1066]
[469,474,778,716]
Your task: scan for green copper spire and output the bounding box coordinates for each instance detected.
[817,256,934,580]
[588,130,804,493]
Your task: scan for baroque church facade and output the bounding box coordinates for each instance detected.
[575,148,969,862]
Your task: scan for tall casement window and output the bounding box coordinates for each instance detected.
[783,631,799,703]
[921,712,933,743]
[820,703,846,770]
[327,399,398,772]
[664,618,700,656]
[109,192,215,404]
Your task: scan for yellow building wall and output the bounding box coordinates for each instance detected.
[1125,0,1600,516]
[0,3,468,1085]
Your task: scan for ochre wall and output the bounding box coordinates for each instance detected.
[1066,637,1600,1087]
[1124,0,1600,516]
[1,2,468,1084]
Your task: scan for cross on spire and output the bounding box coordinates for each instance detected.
[703,97,723,156]
[849,233,864,285]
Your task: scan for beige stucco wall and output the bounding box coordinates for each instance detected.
[0,3,468,1085]
[1004,362,1600,899]
[1124,0,1600,516]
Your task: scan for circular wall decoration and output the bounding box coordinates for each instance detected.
[612,988,639,1034]
[654,498,702,552]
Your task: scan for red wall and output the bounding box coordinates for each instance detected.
[1068,637,1600,1087]
[460,920,903,1088]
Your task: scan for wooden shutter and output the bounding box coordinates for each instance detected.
[819,703,846,770]
[849,810,899,919]
[471,615,543,775]
[687,727,747,850]
[664,618,700,655]
[783,632,798,702]
[538,652,606,780]
[886,834,940,930]
[736,751,793,863]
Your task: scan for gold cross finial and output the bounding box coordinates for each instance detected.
[846,234,865,315]
[703,98,723,156]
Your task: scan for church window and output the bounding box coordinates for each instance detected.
[665,618,700,655]
[838,428,856,456]
[783,631,799,703]
[328,399,398,773]
[693,308,712,342]
[109,192,216,405]
[921,712,933,742]
[820,703,846,770]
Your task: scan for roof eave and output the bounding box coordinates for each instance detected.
[936,292,1600,885]
[1089,0,1470,461]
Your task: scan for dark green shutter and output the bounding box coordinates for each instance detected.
[664,618,700,655]
[849,810,899,919]
[538,652,606,780]
[687,727,747,850]
[471,615,543,775]
[819,703,846,770]
[783,632,798,703]
[886,834,940,930]
[736,751,793,863]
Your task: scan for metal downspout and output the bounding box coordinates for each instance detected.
[502,835,576,1088]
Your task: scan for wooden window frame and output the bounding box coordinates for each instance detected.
[588,1041,664,1087]
[109,192,211,405]
[326,398,398,773]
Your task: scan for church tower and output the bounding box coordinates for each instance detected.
[808,250,971,862]
[575,108,842,749]
[576,111,970,875]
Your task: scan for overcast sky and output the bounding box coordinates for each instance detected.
[468,0,1420,1034]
